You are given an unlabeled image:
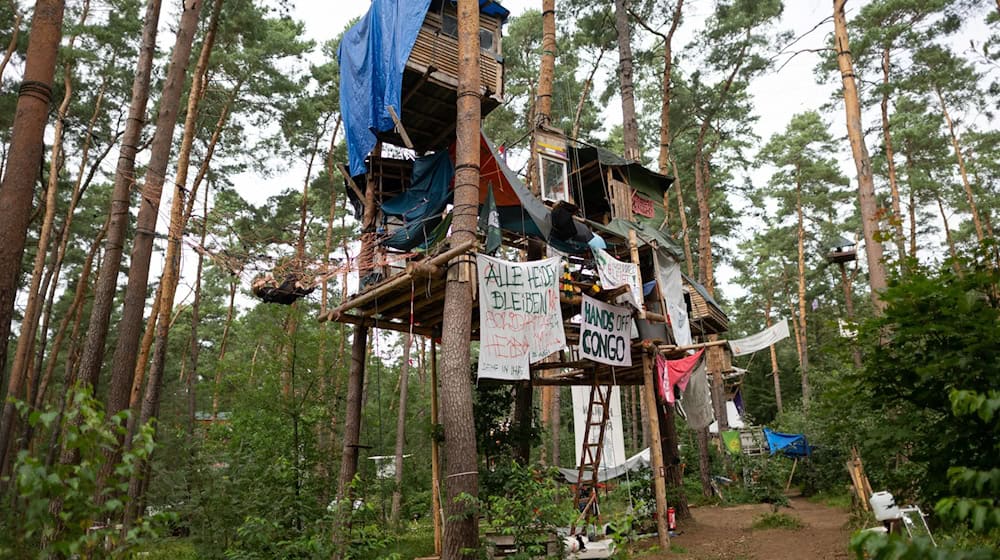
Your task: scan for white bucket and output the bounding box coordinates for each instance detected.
[870,491,902,521]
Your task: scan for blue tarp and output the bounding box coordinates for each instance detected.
[380,150,454,251]
[452,0,510,21]
[763,428,812,458]
[339,0,433,176]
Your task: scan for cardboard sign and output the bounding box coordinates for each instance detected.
[579,295,633,367]
[476,254,566,381]
[594,248,644,310]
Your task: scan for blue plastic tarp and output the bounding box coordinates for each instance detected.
[450,0,510,21]
[763,428,812,458]
[339,0,433,176]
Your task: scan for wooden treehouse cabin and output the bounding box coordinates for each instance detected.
[384,0,507,152]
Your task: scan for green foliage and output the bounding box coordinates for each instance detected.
[726,455,790,510]
[0,387,163,558]
[751,512,803,530]
[480,462,575,560]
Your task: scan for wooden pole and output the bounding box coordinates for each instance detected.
[430,342,443,555]
[641,351,670,550]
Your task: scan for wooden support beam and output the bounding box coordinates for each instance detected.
[337,163,365,202]
[402,65,436,107]
[641,351,671,550]
[657,339,729,354]
[322,239,476,321]
[326,313,437,338]
[387,105,415,150]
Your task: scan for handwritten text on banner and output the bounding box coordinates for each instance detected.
[595,248,644,310]
[477,254,566,381]
[579,295,633,367]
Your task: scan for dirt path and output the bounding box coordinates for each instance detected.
[640,496,852,560]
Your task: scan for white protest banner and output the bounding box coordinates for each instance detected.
[572,386,626,471]
[594,248,644,310]
[579,294,633,367]
[728,318,790,356]
[477,254,566,381]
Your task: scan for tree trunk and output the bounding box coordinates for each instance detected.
[839,262,863,369]
[0,0,65,408]
[614,0,639,160]
[336,143,379,503]
[697,427,712,497]
[795,172,810,410]
[765,299,782,414]
[629,386,638,454]
[3,0,82,463]
[107,0,211,431]
[186,185,209,437]
[114,0,204,524]
[880,46,906,261]
[655,0,684,176]
[571,48,605,139]
[834,0,887,311]
[904,142,918,259]
[935,86,985,243]
[439,2,482,557]
[656,402,689,520]
[212,280,237,416]
[74,0,162,391]
[671,154,695,277]
[550,386,560,467]
[937,194,962,276]
[536,0,555,126]
[390,334,412,524]
[0,7,21,86]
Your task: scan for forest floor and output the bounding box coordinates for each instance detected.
[637,494,854,560]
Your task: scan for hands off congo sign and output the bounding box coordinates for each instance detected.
[579,294,633,367]
[477,254,566,381]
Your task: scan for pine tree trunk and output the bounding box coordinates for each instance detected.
[655,0,684,176]
[107,0,213,431]
[697,427,712,497]
[614,0,640,160]
[0,0,65,418]
[656,402,689,519]
[671,154,695,277]
[536,0,555,125]
[935,86,985,243]
[880,46,906,261]
[550,386,560,467]
[765,294,782,414]
[114,0,204,523]
[74,0,163,391]
[834,0,887,311]
[439,2,482,557]
[212,281,236,416]
[571,48,605,139]
[839,262,863,369]
[795,172,810,410]
[0,7,21,86]
[937,194,962,276]
[390,334,412,524]
[336,144,378,504]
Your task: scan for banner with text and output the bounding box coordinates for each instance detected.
[572,386,626,472]
[728,318,790,356]
[594,248,644,310]
[477,254,566,381]
[579,294,633,367]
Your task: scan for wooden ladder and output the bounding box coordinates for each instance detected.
[572,383,613,533]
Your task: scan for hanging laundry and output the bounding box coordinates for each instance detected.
[656,349,705,403]
[678,358,714,430]
[721,431,742,455]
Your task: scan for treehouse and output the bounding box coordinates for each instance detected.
[392,0,508,151]
[339,0,508,176]
[825,234,858,265]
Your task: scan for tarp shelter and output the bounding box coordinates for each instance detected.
[559,448,651,484]
[763,428,813,458]
[380,150,454,250]
[338,0,511,176]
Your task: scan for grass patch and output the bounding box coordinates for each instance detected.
[128,538,199,559]
[669,543,688,553]
[807,491,852,511]
[751,512,804,530]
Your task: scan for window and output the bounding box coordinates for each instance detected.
[539,155,569,203]
[440,13,497,53]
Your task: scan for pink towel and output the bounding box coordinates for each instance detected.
[657,349,705,403]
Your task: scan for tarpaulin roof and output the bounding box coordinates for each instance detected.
[339,0,432,176]
[380,150,454,250]
[591,218,684,259]
[339,0,511,176]
[558,448,650,484]
[763,428,813,458]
